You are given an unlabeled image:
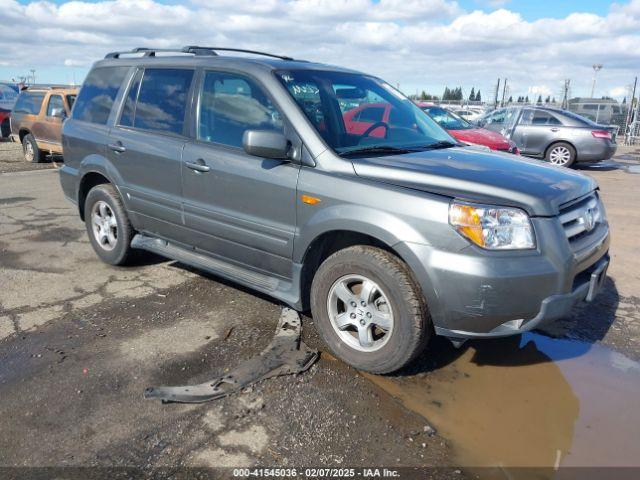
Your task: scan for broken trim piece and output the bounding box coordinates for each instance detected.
[144,308,318,404]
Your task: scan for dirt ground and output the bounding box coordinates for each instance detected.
[1,146,639,477]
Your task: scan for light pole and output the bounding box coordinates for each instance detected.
[590,64,602,98]
[30,69,36,85]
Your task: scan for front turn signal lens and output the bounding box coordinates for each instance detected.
[449,202,535,250]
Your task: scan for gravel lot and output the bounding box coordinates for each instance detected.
[0,139,61,173]
[1,145,639,475]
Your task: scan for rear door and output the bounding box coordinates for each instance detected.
[181,69,299,279]
[108,67,194,238]
[514,109,563,156]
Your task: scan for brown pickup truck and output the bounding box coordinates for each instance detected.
[10,86,78,163]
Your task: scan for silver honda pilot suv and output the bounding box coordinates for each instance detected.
[59,47,610,373]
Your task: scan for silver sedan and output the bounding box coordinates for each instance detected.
[476,106,617,167]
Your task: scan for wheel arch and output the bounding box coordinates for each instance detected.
[298,229,418,311]
[545,140,577,161]
[18,128,31,143]
[77,171,115,221]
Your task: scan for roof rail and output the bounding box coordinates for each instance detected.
[24,84,75,90]
[105,46,294,61]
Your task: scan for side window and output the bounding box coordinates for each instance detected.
[531,111,562,126]
[46,95,64,117]
[13,92,45,115]
[73,67,128,125]
[487,109,506,125]
[66,95,76,111]
[119,70,143,127]
[198,71,283,148]
[133,68,194,134]
[357,107,384,122]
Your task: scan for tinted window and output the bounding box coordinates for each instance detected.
[73,67,128,124]
[13,92,45,115]
[531,111,562,125]
[198,71,283,148]
[278,70,452,154]
[357,107,384,122]
[119,70,142,127]
[46,95,64,116]
[134,68,193,134]
[66,95,76,110]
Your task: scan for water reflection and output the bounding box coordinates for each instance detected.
[364,333,640,473]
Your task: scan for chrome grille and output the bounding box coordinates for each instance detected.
[559,193,603,241]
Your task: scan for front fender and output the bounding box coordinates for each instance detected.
[293,203,427,263]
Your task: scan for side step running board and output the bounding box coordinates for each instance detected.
[131,233,279,291]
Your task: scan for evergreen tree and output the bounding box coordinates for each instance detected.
[475,90,481,102]
[545,96,551,103]
[469,87,475,101]
[443,87,451,101]
[622,97,627,104]
[525,95,530,103]
[537,95,543,104]
[508,96,513,103]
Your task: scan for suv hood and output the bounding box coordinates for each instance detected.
[351,147,597,216]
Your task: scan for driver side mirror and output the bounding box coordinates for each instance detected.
[242,130,290,160]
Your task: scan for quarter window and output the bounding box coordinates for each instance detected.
[13,92,45,115]
[73,67,128,125]
[133,68,194,134]
[198,71,283,148]
[46,95,64,117]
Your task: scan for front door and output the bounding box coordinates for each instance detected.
[181,70,299,279]
[108,67,195,237]
[42,94,65,147]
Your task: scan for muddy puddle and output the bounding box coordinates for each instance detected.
[363,333,640,473]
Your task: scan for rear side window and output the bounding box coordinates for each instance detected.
[198,71,283,148]
[73,67,128,125]
[131,68,194,134]
[13,92,45,115]
[357,107,384,122]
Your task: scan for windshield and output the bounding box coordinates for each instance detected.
[422,106,471,130]
[275,70,455,156]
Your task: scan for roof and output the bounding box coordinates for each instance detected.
[22,85,78,94]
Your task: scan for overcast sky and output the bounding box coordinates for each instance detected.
[1,0,639,101]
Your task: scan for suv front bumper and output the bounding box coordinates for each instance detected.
[394,219,610,339]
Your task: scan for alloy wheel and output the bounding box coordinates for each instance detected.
[326,274,394,352]
[91,201,118,251]
[549,146,571,166]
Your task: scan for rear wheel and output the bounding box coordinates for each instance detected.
[84,184,136,265]
[546,142,575,167]
[22,134,43,163]
[310,245,431,374]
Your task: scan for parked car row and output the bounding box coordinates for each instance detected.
[58,46,610,373]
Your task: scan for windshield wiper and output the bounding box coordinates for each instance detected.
[338,145,416,157]
[420,140,458,150]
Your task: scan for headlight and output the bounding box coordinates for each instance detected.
[449,202,535,250]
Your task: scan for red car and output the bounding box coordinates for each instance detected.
[343,101,518,154]
[418,104,519,154]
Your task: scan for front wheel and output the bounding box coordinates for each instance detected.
[310,246,431,374]
[546,142,576,167]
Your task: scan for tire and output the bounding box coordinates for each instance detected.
[0,118,10,138]
[310,245,431,374]
[22,133,43,163]
[545,142,576,167]
[84,184,136,266]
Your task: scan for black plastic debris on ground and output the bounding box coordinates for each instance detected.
[144,308,318,403]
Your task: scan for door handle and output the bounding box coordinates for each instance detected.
[185,159,210,173]
[108,142,126,153]
[550,127,559,132]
